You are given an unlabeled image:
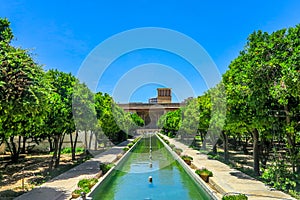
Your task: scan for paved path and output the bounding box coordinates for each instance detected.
[15,140,129,200]
[159,134,296,200]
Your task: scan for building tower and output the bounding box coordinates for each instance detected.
[157,88,171,103]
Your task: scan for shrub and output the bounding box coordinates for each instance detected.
[132,137,140,144]
[207,152,220,160]
[74,178,98,195]
[127,143,134,148]
[100,163,114,174]
[75,147,85,153]
[77,179,89,188]
[261,160,297,192]
[181,155,193,161]
[194,135,201,140]
[195,168,213,177]
[222,194,248,200]
[60,147,85,154]
[73,189,82,195]
[174,148,183,155]
[181,155,193,165]
[196,168,213,182]
[61,147,72,154]
[123,147,129,152]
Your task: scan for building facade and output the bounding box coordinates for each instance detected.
[119,88,179,129]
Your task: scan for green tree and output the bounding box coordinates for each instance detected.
[207,84,226,155]
[266,26,300,173]
[94,92,129,144]
[46,70,76,168]
[195,93,212,150]
[73,82,97,153]
[0,18,49,162]
[223,24,300,177]
[157,109,182,138]
[223,30,274,175]
[130,113,144,127]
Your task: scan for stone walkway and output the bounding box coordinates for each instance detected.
[15,140,129,200]
[159,134,296,200]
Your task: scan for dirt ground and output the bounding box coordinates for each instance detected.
[0,153,86,199]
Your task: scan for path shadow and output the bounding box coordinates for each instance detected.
[0,189,25,200]
[14,187,69,200]
[247,193,295,200]
[47,140,129,182]
[48,160,101,182]
[229,170,255,180]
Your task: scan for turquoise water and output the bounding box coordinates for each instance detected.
[91,135,211,200]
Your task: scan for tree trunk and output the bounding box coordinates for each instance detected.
[260,138,271,169]
[48,136,53,152]
[49,135,59,171]
[21,136,27,154]
[55,133,65,168]
[70,131,73,158]
[5,137,19,163]
[4,139,12,156]
[84,130,88,155]
[284,105,296,173]
[70,130,79,160]
[89,131,93,150]
[222,131,229,163]
[232,136,237,151]
[212,143,217,154]
[201,137,207,150]
[252,128,260,176]
[200,132,204,143]
[94,132,98,150]
[242,136,249,154]
[9,136,21,163]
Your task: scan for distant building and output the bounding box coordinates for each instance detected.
[148,88,172,104]
[148,97,158,104]
[118,88,178,129]
[182,97,194,104]
[157,88,172,103]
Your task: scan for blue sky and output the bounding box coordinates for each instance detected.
[1,1,300,103]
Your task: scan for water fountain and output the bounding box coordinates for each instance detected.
[89,133,215,200]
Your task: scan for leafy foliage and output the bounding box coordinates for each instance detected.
[46,70,77,169]
[157,109,182,137]
[130,113,144,127]
[74,178,98,195]
[94,92,143,144]
[99,163,114,174]
[262,159,298,191]
[0,18,50,162]
[222,194,248,200]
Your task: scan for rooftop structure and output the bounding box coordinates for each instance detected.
[148,88,172,104]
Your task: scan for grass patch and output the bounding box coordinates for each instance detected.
[49,147,85,155]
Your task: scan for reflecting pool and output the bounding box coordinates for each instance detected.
[90,134,212,200]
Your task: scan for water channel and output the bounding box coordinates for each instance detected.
[90,134,213,200]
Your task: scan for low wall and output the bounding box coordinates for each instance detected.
[156,134,219,200]
[87,137,141,198]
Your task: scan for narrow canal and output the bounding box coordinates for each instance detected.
[90,134,211,200]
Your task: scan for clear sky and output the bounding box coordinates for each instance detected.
[1,1,300,103]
